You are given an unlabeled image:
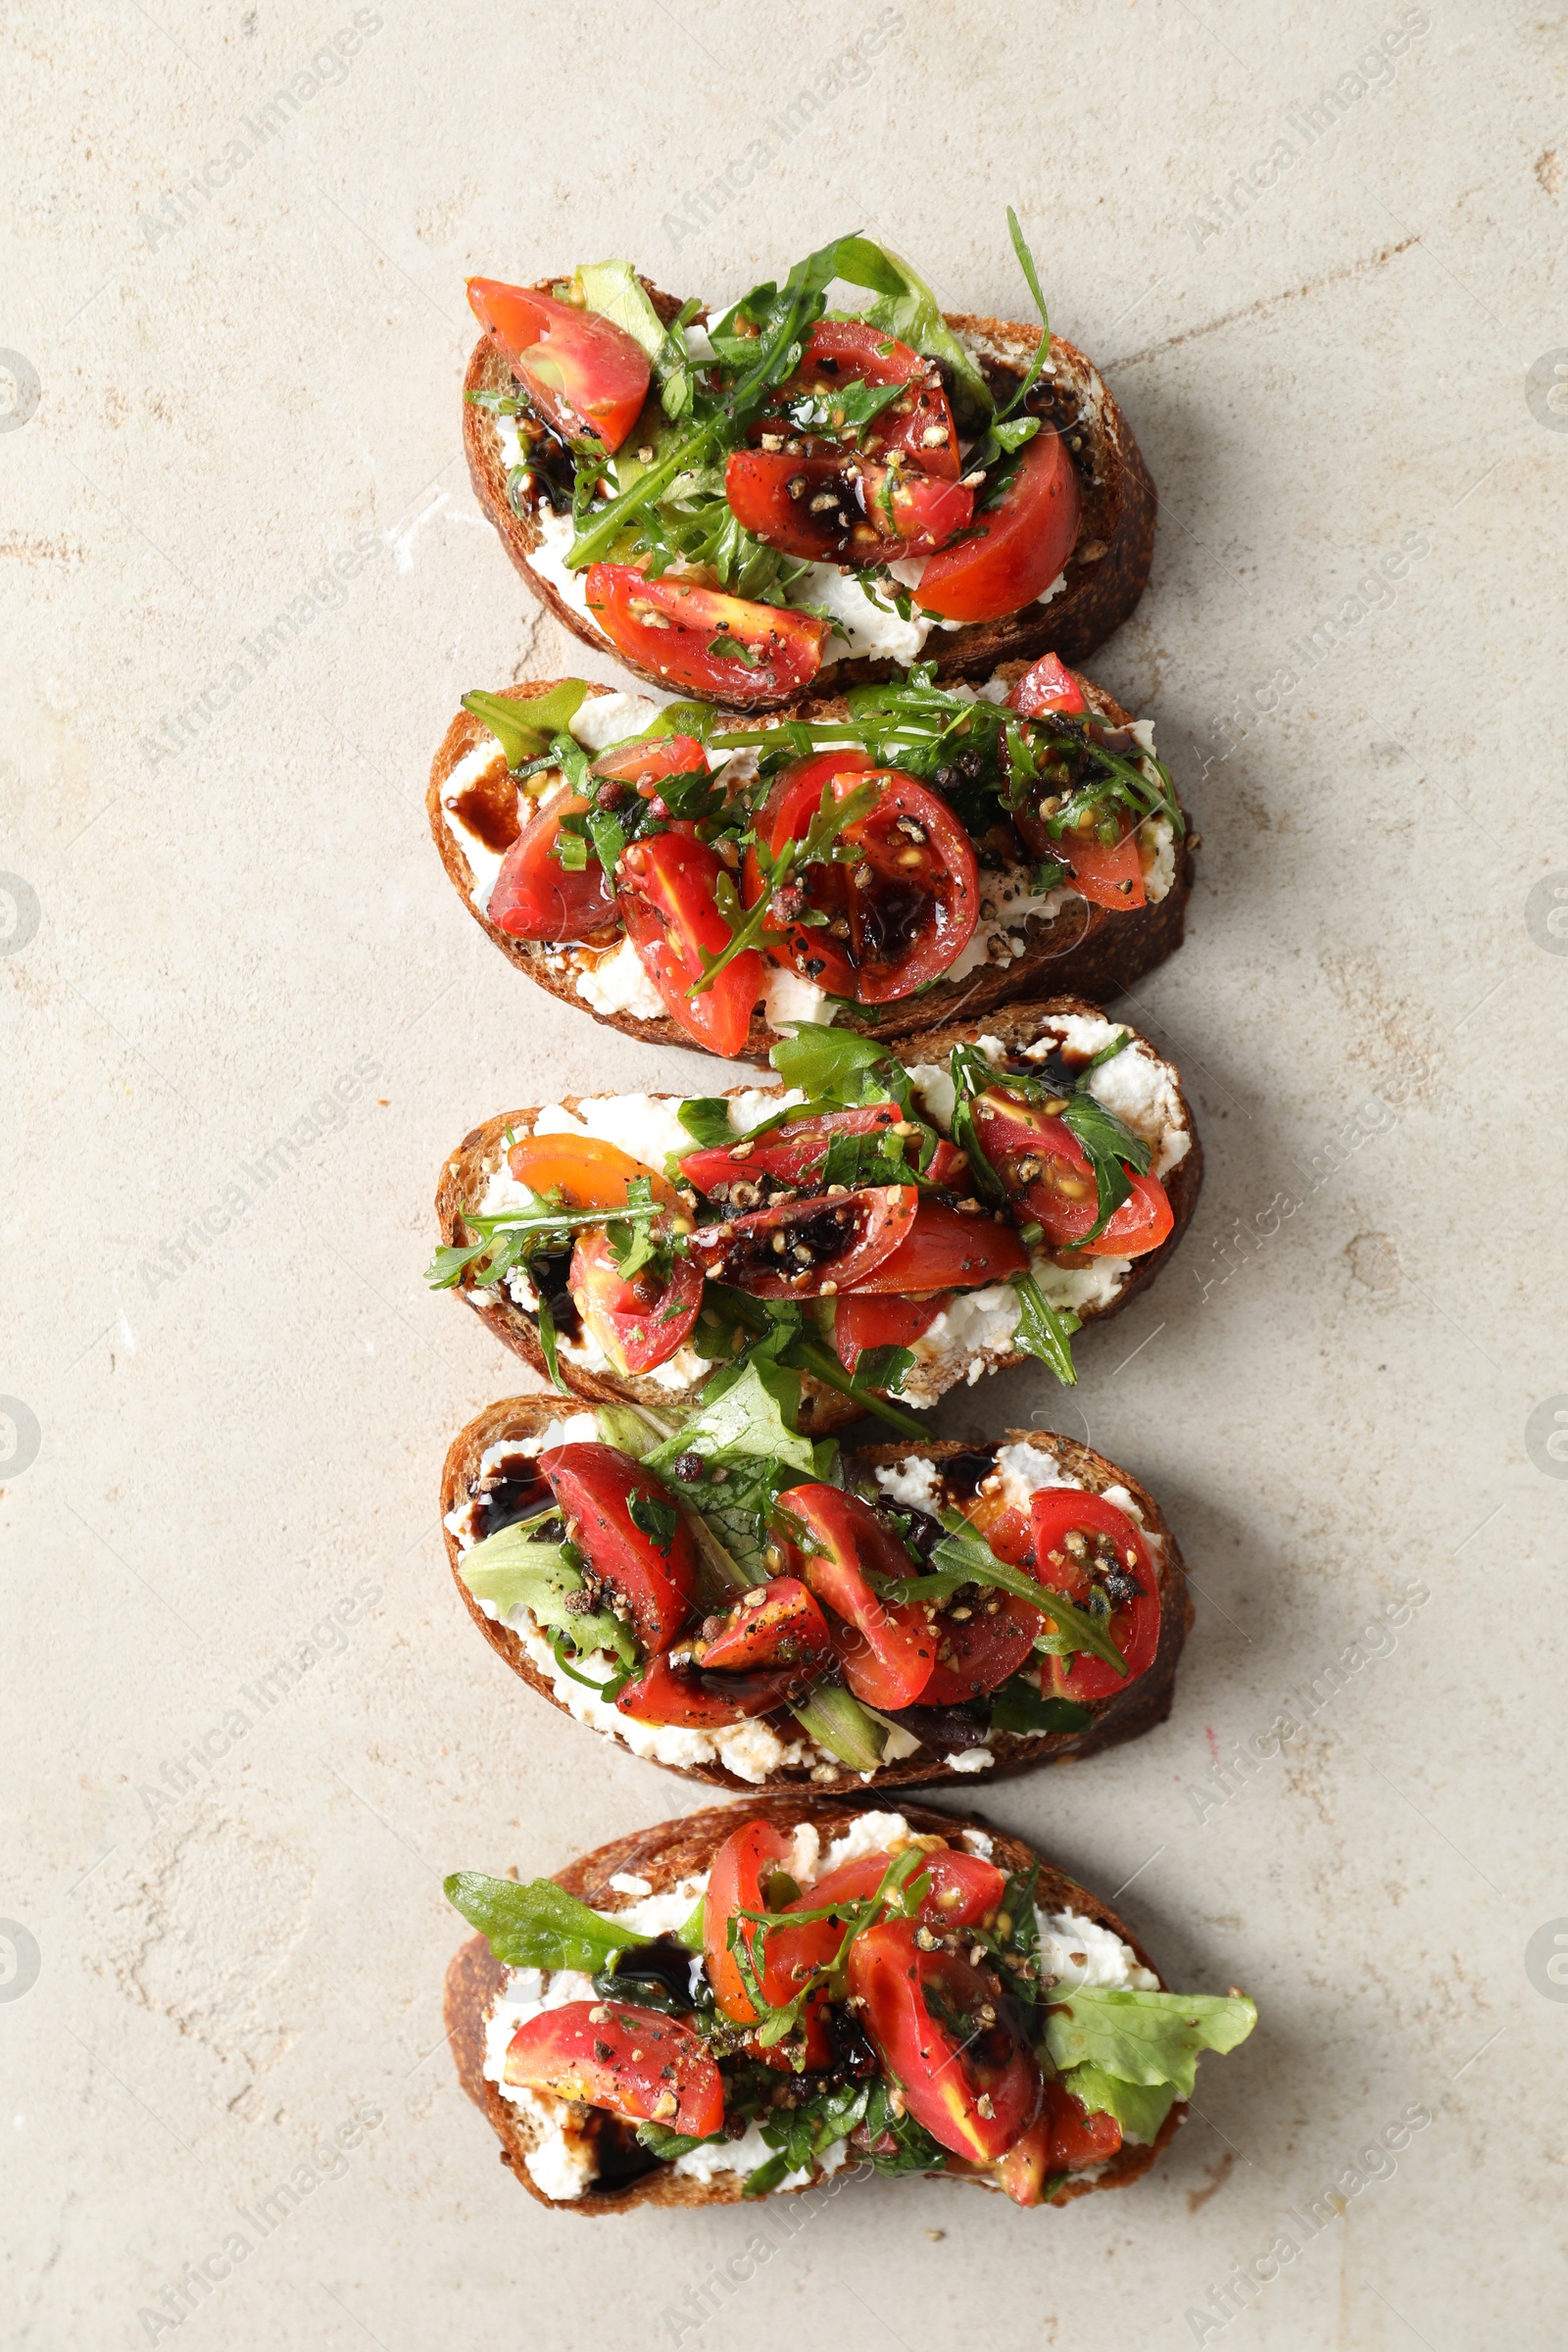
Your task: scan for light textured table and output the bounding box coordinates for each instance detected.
[5,4,1564,2345]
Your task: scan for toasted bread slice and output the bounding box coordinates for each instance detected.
[445,1793,1186,2212]
[426,671,1192,1062]
[432,996,1202,1425]
[464,279,1155,709]
[440,1401,1190,1795]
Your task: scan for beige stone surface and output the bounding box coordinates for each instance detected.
[5,2,1566,2344]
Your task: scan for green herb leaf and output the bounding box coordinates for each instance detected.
[1045,1988,1258,2098]
[676,1098,737,1151]
[444,1872,651,1971]
[1010,1271,1080,1386]
[847,1343,915,1396]
[535,1294,568,1394]
[461,682,588,770]
[769,1023,905,1107]
[1062,2064,1178,2145]
[830,237,995,427]
[1060,1090,1151,1250]
[457,1522,637,1668]
[627,1484,679,1551]
[988,1676,1095,1736]
[575,259,695,422]
[639,2118,722,2161]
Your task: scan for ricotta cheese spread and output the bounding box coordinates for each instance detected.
[481,1808,1155,2198]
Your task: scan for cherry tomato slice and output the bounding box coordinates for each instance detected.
[690,1184,917,1300]
[567,1224,704,1375]
[918,1593,1042,1705]
[1031,1488,1160,1703]
[698,1578,832,1675]
[679,1104,965,1200]
[590,734,710,792]
[585,564,827,703]
[858,459,974,556]
[507,1133,682,1213]
[848,1922,1042,2162]
[917,429,1083,624]
[1006,652,1089,718]
[839,1199,1027,1293]
[1048,813,1147,910]
[744,763,979,1004]
[466,279,651,457]
[613,1649,802,1728]
[760,1845,1005,2010]
[970,1092,1174,1259]
[723,451,867,563]
[487,787,619,943]
[781,321,960,479]
[537,1442,697,1652]
[504,1999,723,2138]
[781,1485,935,1710]
[997,2083,1123,2202]
[617,831,763,1059]
[833,1289,950,1371]
[704,1819,793,2024]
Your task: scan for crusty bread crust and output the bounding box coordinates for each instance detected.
[432,995,1202,1417]
[425,669,1193,1062]
[462,279,1156,708]
[439,1399,1191,1796]
[445,1793,1186,2214]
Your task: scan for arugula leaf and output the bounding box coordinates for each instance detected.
[575,260,694,422]
[877,1513,1127,1675]
[1045,1988,1258,2098]
[769,1023,904,1106]
[1060,1091,1151,1250]
[627,1485,679,1551]
[1000,206,1053,419]
[607,1176,662,1281]
[847,1343,914,1396]
[638,2118,721,2161]
[643,1358,817,1582]
[1009,1270,1080,1386]
[988,1676,1095,1736]
[1063,2064,1178,2145]
[444,1872,651,1971]
[462,682,587,769]
[676,1097,737,1151]
[687,777,879,1000]
[830,237,995,427]
[457,1522,637,1667]
[534,1294,568,1394]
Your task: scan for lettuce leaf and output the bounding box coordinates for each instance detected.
[576,259,694,420]
[445,1872,650,1971]
[1061,2063,1177,2145]
[830,237,995,427]
[457,1522,637,1667]
[644,1359,820,1582]
[1045,1987,1257,2097]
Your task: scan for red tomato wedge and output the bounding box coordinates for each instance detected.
[969,1091,1173,1259]
[689,1185,917,1300]
[1031,1488,1160,1702]
[745,762,979,1004]
[568,1225,703,1376]
[678,1104,969,1200]
[503,1999,722,2138]
[1049,814,1147,910]
[1007,652,1088,718]
[848,1922,1042,2162]
[777,321,961,478]
[590,734,710,792]
[997,2083,1123,2202]
[704,1820,793,2025]
[613,1650,802,1728]
[466,279,651,456]
[858,459,974,555]
[840,1199,1027,1293]
[918,1592,1042,1705]
[698,1578,831,1675]
[782,1486,935,1709]
[917,429,1082,623]
[506,1132,681,1213]
[617,832,762,1059]
[834,1289,949,1371]
[585,564,827,703]
[487,788,619,943]
[759,1844,1005,2011]
[537,1443,696,1652]
[723,451,866,564]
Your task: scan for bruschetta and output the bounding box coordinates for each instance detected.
[427,660,1191,1060]
[439,1401,1189,1791]
[444,1795,1254,2210]
[462,221,1155,710]
[429,1002,1201,1425]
